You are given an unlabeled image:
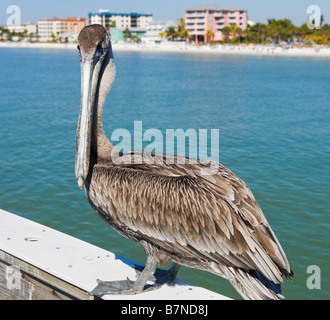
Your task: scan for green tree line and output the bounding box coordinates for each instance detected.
[162,17,330,45]
[0,26,38,42]
[243,18,330,45]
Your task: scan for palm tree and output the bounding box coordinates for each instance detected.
[123,27,132,42]
[0,27,6,41]
[267,19,293,43]
[320,14,324,28]
[289,25,302,44]
[158,31,167,39]
[299,23,313,44]
[322,24,330,44]
[27,32,34,43]
[131,35,140,43]
[236,26,243,44]
[109,21,116,29]
[221,26,231,42]
[166,26,177,41]
[255,23,268,45]
[205,29,214,43]
[177,17,188,40]
[50,33,56,43]
[228,23,242,44]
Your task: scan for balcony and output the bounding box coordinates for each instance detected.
[193,30,206,35]
[213,12,223,17]
[186,17,204,23]
[185,18,195,24]
[186,12,206,18]
[186,25,195,30]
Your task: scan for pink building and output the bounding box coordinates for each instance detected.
[185,4,248,43]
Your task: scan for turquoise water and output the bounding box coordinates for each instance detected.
[0,47,329,300]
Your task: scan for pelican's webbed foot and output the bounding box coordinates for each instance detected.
[133,262,180,285]
[89,256,160,297]
[89,278,159,297]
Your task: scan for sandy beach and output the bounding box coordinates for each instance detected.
[1,41,330,57]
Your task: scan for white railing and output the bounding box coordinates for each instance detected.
[0,209,231,301]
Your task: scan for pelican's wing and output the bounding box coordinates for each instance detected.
[88,160,292,286]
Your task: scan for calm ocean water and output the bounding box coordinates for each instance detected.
[0,47,329,300]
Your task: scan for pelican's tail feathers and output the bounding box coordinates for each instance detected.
[224,267,284,300]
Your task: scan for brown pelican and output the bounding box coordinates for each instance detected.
[75,24,293,300]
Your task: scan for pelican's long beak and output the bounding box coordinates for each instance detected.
[75,58,100,189]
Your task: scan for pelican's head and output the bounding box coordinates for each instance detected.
[75,24,113,189]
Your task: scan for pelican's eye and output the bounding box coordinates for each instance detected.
[96,42,102,51]
[94,41,107,61]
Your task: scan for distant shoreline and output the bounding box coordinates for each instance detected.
[1,41,330,58]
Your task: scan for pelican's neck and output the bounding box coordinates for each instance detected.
[92,46,116,161]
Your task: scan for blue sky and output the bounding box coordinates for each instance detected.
[1,0,330,26]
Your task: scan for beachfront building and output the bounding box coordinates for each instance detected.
[89,9,153,30]
[58,32,78,43]
[6,23,37,35]
[141,20,176,44]
[37,17,87,42]
[185,4,247,43]
[110,27,147,42]
[4,23,38,42]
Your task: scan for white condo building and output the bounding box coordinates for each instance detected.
[141,20,176,44]
[6,23,37,35]
[89,9,153,30]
